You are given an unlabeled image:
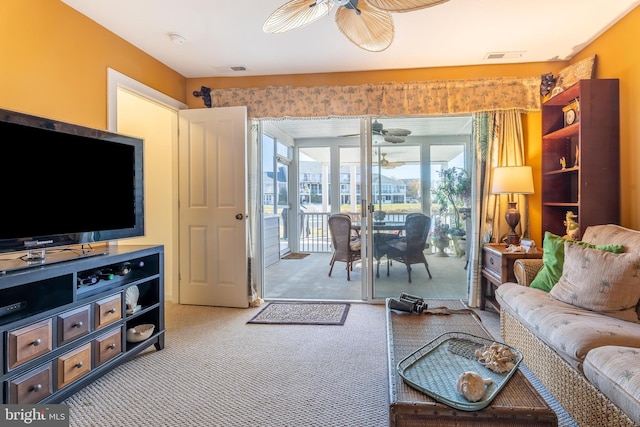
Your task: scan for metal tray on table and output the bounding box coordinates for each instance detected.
[397,331,523,411]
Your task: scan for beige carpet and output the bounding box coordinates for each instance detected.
[65,302,389,426]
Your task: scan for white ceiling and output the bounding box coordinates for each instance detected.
[61,0,640,78]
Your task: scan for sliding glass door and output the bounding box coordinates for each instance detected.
[260,116,472,303]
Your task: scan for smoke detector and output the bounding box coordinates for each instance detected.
[168,33,186,45]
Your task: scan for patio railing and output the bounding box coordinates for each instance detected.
[296,211,442,253]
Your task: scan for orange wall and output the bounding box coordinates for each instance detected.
[0,0,186,130]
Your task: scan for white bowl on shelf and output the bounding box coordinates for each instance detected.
[126,324,155,343]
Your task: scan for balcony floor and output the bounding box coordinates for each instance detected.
[263,250,468,301]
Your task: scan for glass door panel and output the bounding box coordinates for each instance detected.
[298,147,331,253]
[371,143,424,299]
[430,144,467,258]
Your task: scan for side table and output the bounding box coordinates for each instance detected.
[481,243,542,310]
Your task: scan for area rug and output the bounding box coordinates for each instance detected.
[282,253,310,260]
[248,302,350,325]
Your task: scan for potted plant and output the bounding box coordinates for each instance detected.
[432,167,471,231]
[430,218,451,257]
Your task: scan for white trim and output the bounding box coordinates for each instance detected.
[107,68,187,131]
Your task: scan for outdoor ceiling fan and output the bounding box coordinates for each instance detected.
[378,153,405,169]
[263,0,450,52]
[339,119,412,142]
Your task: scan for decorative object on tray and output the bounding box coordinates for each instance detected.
[126,324,155,343]
[475,342,518,373]
[456,371,492,402]
[126,285,141,314]
[397,332,523,411]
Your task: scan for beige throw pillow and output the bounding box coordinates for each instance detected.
[549,242,640,322]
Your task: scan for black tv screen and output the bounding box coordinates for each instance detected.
[0,109,144,262]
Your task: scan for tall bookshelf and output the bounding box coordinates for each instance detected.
[541,79,620,239]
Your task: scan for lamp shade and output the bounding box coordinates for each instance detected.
[491,166,534,195]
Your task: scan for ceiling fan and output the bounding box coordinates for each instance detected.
[339,119,412,142]
[378,153,405,169]
[263,0,450,52]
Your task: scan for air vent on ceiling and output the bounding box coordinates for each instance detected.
[484,51,525,60]
[212,65,248,73]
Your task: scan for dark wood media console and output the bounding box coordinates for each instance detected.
[0,244,164,404]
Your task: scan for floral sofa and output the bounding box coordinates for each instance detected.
[495,224,640,427]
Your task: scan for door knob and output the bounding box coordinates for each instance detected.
[235,213,244,220]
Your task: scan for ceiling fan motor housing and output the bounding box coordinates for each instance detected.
[330,0,355,6]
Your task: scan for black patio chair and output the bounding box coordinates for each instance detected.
[386,213,432,283]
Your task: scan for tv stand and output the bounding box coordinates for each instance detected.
[1,246,109,275]
[0,245,164,404]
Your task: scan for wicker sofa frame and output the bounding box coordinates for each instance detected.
[499,241,637,427]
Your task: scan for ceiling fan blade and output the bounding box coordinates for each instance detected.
[335,1,394,52]
[365,0,449,13]
[263,0,333,34]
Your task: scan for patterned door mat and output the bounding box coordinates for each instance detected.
[282,253,310,260]
[247,302,350,325]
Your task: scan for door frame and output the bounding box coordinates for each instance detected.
[107,68,187,303]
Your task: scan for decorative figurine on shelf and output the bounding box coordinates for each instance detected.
[574,146,579,167]
[560,157,567,169]
[563,211,580,240]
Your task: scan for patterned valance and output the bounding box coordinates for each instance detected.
[208,77,541,119]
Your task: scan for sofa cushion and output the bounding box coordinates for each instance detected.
[530,232,624,292]
[496,283,640,370]
[582,224,640,253]
[584,346,640,425]
[549,242,640,322]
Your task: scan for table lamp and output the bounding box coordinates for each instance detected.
[491,166,534,246]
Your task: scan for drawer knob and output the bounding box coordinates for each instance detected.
[31,384,42,392]
[108,343,116,350]
[32,338,42,346]
[75,361,84,369]
[489,258,494,265]
[108,308,116,314]
[73,321,83,328]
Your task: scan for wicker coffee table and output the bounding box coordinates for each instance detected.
[386,299,557,427]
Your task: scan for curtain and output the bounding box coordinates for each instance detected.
[467,109,529,307]
[208,77,540,118]
[248,120,264,307]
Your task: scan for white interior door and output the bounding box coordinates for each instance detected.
[178,106,249,308]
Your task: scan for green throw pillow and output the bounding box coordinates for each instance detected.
[530,232,625,292]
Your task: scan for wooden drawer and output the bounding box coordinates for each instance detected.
[8,319,53,370]
[482,248,503,279]
[8,362,53,404]
[58,305,91,346]
[94,294,122,329]
[94,328,122,367]
[57,343,91,389]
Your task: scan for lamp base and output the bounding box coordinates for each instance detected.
[504,201,521,246]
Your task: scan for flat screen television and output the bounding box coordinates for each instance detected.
[0,108,144,272]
